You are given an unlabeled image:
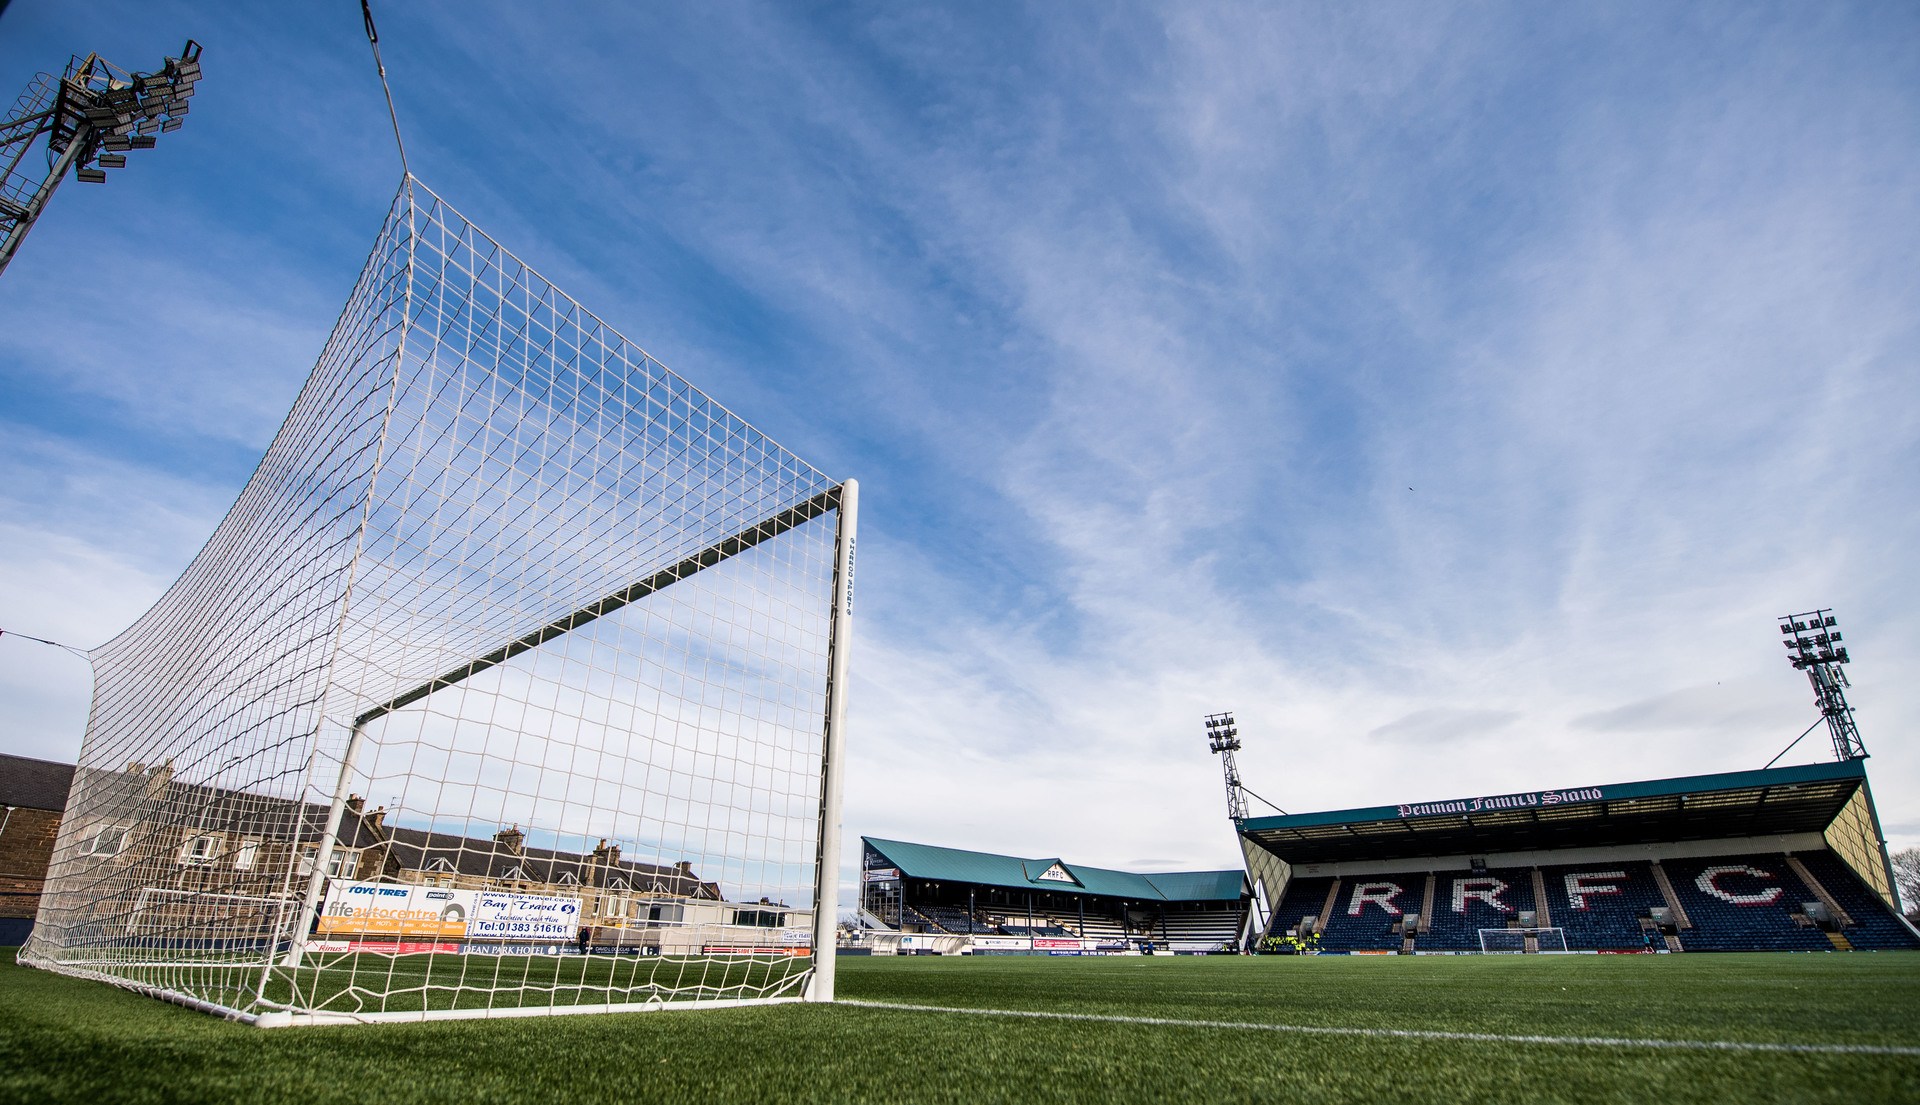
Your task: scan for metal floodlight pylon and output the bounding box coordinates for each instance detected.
[1205,711,1249,821]
[0,39,203,276]
[1778,608,1867,762]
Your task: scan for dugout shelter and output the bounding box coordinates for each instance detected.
[1237,760,1919,954]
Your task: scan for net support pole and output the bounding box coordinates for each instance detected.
[279,720,369,970]
[807,479,858,1002]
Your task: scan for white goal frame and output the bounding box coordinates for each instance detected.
[21,176,857,1026]
[1478,927,1569,954]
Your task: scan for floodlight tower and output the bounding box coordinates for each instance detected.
[1205,711,1249,822]
[1779,608,1868,761]
[0,41,202,278]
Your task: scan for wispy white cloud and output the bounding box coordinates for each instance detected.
[3,0,1917,899]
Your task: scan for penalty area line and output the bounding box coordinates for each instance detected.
[837,1000,1920,1058]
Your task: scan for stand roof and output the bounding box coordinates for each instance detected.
[862,836,1246,902]
[1238,760,1869,866]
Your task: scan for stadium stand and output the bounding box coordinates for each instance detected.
[859,837,1249,953]
[1238,760,1919,955]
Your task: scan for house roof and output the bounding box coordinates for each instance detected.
[0,754,77,812]
[50,759,720,897]
[375,824,718,898]
[861,836,1247,903]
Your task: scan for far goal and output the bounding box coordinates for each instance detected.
[1478,927,1569,954]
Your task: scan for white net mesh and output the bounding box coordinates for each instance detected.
[21,177,853,1023]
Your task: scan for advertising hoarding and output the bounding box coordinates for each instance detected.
[317,881,581,941]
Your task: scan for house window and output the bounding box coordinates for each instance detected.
[86,827,127,856]
[298,847,356,879]
[235,840,260,870]
[179,835,218,865]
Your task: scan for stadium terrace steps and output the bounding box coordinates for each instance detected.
[1071,915,1128,940]
[1162,908,1244,950]
[1413,868,1540,951]
[1317,880,1341,934]
[1789,851,1920,950]
[1536,861,1669,951]
[918,904,987,934]
[1267,876,1337,939]
[998,923,1073,937]
[1661,854,1833,952]
[1647,862,1692,929]
[1783,855,1853,927]
[1319,872,1423,951]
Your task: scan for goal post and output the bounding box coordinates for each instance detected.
[21,176,857,1025]
[1478,927,1568,954]
[807,477,856,1004]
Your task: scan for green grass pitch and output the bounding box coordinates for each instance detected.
[4,951,1917,1104]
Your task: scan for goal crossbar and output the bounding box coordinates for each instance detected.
[356,485,844,728]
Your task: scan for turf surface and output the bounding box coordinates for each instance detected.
[4,950,1917,1104]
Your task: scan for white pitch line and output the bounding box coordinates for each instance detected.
[838,999,1920,1058]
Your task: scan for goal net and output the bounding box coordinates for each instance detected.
[1478,927,1568,954]
[21,176,857,1026]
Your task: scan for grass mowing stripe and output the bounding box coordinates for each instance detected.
[839,998,1920,1058]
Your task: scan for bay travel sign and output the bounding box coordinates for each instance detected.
[1397,785,1606,819]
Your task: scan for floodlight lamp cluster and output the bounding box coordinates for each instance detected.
[1779,609,1847,671]
[1204,711,1240,754]
[54,41,202,186]
[1776,607,1868,762]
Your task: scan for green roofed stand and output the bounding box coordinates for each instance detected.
[861,838,1246,902]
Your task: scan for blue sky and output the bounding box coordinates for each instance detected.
[2,1,1917,893]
